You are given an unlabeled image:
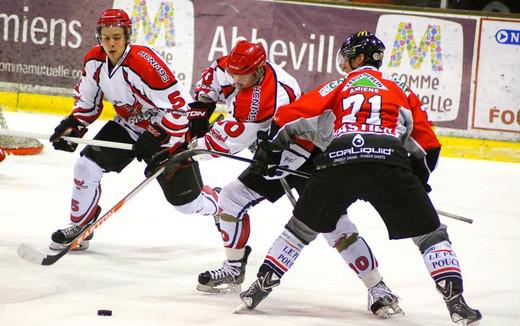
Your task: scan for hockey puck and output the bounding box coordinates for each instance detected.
[97,309,112,316]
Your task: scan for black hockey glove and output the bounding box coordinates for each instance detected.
[145,142,188,179]
[410,147,440,193]
[134,123,169,162]
[187,101,216,139]
[251,131,283,177]
[49,115,88,152]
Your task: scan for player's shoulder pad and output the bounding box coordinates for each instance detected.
[125,45,176,89]
[84,45,106,63]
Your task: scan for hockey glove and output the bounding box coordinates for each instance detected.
[410,147,440,193]
[49,115,88,152]
[187,101,216,139]
[134,123,169,162]
[145,142,188,179]
[251,131,283,177]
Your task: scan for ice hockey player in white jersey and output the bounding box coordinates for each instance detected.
[155,40,403,318]
[48,9,219,251]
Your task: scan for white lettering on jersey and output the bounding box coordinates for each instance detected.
[247,86,261,122]
[137,51,170,82]
[328,147,394,159]
[334,123,396,137]
[319,77,345,96]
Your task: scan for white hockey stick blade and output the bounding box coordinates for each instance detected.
[17,243,46,265]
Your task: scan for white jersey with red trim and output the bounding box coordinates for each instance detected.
[192,57,301,155]
[71,44,192,143]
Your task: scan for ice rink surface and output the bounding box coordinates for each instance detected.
[1,112,519,326]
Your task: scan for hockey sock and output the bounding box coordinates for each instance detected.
[334,234,382,288]
[422,240,463,292]
[71,156,103,225]
[220,213,251,250]
[262,228,305,278]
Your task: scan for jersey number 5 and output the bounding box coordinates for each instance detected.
[168,91,186,109]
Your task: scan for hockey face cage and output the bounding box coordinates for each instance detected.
[96,9,132,43]
[226,40,267,75]
[340,31,385,69]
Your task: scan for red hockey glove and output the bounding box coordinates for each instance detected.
[49,115,88,152]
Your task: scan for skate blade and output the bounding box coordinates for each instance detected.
[196,283,241,294]
[455,319,480,326]
[374,303,405,319]
[233,302,252,314]
[49,240,89,251]
[452,312,482,325]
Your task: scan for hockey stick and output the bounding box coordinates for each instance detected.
[0,114,226,151]
[17,166,166,266]
[436,210,473,224]
[0,129,133,150]
[280,177,298,206]
[165,148,311,179]
[16,116,231,265]
[280,172,473,224]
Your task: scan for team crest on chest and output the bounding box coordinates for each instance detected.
[343,73,387,92]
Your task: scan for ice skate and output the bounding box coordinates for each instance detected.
[368,280,404,318]
[197,245,251,293]
[49,206,101,251]
[437,279,482,325]
[235,268,280,313]
[444,294,482,325]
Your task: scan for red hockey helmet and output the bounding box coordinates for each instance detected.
[226,40,267,75]
[96,9,132,40]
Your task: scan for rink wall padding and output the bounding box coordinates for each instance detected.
[0,0,518,162]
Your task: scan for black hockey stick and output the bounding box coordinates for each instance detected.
[435,210,473,224]
[280,177,298,206]
[17,166,166,265]
[280,172,473,224]
[164,148,311,179]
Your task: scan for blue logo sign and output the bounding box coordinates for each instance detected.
[495,29,520,45]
